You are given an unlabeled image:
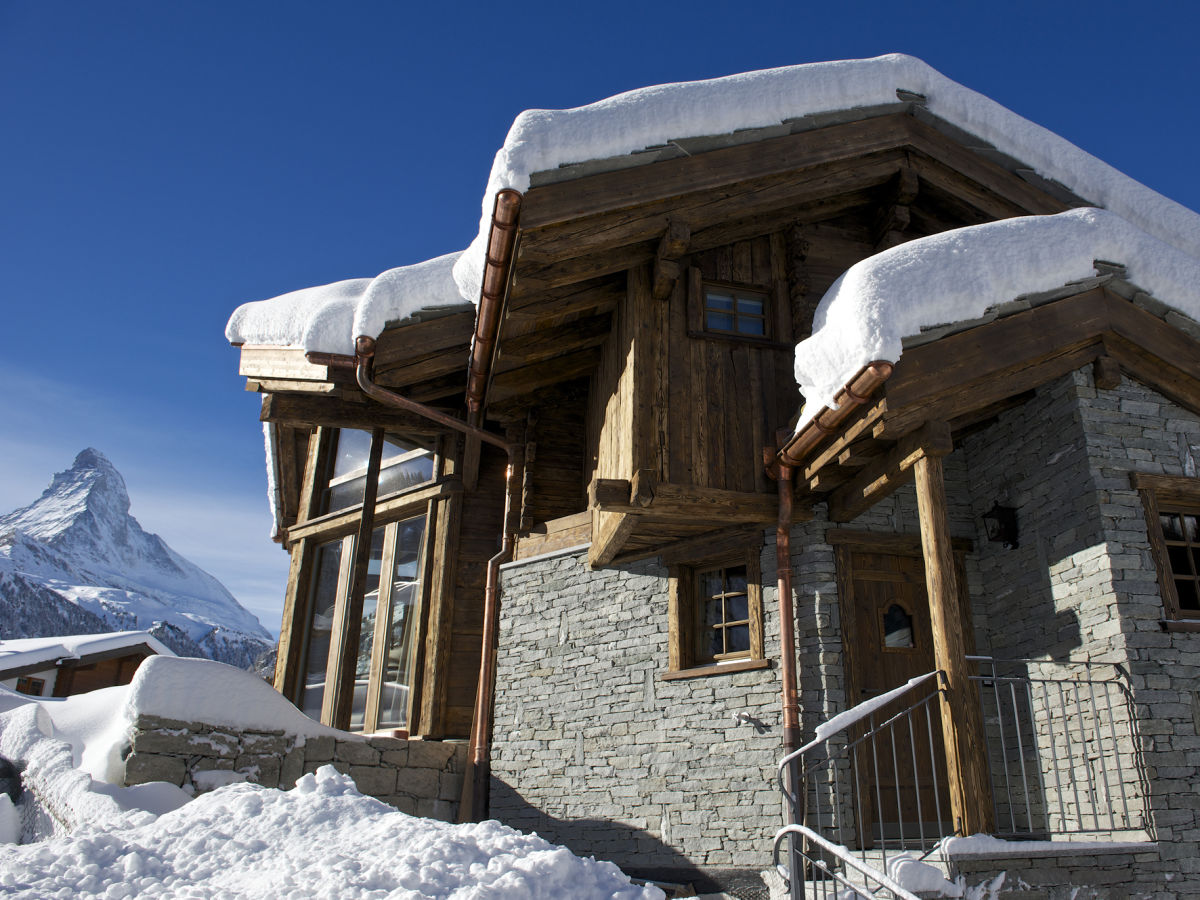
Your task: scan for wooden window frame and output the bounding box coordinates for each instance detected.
[686,268,789,348]
[15,676,45,696]
[664,540,767,681]
[1131,472,1200,631]
[286,427,442,731]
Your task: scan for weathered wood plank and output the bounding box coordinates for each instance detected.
[591,480,796,524]
[827,420,953,522]
[260,393,443,436]
[239,346,331,382]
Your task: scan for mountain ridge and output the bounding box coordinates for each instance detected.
[0,449,272,670]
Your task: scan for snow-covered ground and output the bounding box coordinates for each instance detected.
[0,662,663,899]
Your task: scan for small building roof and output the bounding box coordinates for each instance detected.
[0,631,174,678]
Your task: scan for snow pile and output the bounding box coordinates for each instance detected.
[794,207,1200,422]
[125,655,344,740]
[811,672,939,744]
[0,765,664,899]
[887,853,962,897]
[227,54,1200,360]
[226,251,465,357]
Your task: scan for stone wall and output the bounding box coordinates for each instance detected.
[941,842,1166,899]
[490,547,783,893]
[124,714,466,821]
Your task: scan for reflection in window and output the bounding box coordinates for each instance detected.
[300,539,344,718]
[1160,511,1200,612]
[699,564,751,661]
[349,527,387,731]
[376,516,427,730]
[883,603,915,649]
[704,286,767,337]
[323,430,434,515]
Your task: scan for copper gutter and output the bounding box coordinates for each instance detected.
[767,361,894,764]
[466,189,522,424]
[770,361,894,476]
[353,336,521,822]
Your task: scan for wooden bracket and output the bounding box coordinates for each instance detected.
[652,220,691,300]
[828,420,952,522]
[872,163,920,251]
[1093,355,1122,390]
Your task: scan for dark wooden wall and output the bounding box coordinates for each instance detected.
[53,653,149,697]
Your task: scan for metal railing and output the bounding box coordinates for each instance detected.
[772,824,922,900]
[771,658,1148,899]
[969,656,1148,840]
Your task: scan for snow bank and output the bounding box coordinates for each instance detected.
[794,207,1200,422]
[125,656,345,741]
[225,251,464,357]
[0,766,664,899]
[228,54,1200,362]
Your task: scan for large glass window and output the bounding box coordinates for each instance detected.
[322,430,434,515]
[299,539,345,719]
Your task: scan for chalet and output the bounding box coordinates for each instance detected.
[226,56,1200,897]
[0,632,173,698]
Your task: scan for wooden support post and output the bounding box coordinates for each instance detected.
[913,450,994,836]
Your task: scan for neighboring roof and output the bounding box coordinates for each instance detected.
[225,54,1200,374]
[794,207,1200,423]
[0,631,174,676]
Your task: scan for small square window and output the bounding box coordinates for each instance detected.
[702,285,769,338]
[666,543,765,677]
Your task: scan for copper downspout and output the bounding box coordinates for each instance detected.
[768,361,894,789]
[353,336,521,822]
[775,464,800,756]
[466,189,522,424]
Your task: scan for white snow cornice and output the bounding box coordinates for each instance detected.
[793,207,1200,424]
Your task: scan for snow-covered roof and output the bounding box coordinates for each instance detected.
[0,631,174,675]
[225,53,1200,376]
[794,207,1200,422]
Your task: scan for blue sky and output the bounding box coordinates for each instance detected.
[2,0,1197,633]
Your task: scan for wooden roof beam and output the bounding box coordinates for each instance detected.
[827,420,952,522]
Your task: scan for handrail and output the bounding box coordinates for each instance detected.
[777,670,941,806]
[772,823,922,900]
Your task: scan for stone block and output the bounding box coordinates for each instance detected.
[380,748,408,767]
[241,733,289,756]
[304,736,335,761]
[134,714,194,732]
[383,794,420,815]
[395,766,439,797]
[280,747,304,789]
[235,754,282,788]
[407,740,457,769]
[348,765,397,797]
[186,730,240,759]
[334,740,380,766]
[125,752,186,787]
[416,798,456,821]
[131,729,198,756]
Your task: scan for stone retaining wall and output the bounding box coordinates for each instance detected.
[941,843,1165,899]
[124,714,466,821]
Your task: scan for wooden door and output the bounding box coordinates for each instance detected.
[836,543,952,846]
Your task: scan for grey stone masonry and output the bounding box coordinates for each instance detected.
[124,714,466,822]
[491,548,783,889]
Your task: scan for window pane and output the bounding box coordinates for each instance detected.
[377,453,435,498]
[708,628,724,659]
[1161,513,1184,541]
[725,565,747,594]
[377,515,428,730]
[323,429,374,514]
[727,594,748,622]
[737,317,765,336]
[705,291,734,311]
[736,297,763,315]
[704,597,723,629]
[1169,545,1191,575]
[706,311,734,331]
[300,539,344,720]
[1185,515,1200,543]
[883,604,915,648]
[349,527,387,731]
[1176,579,1200,612]
[700,570,722,599]
[726,624,751,653]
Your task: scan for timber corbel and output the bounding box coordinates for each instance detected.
[652,220,691,300]
[588,476,799,525]
[872,163,919,251]
[827,420,952,522]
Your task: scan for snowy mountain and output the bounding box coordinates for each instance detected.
[0,449,273,669]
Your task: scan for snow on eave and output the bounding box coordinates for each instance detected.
[0,631,175,676]
[793,207,1200,425]
[225,251,467,357]
[453,53,1200,306]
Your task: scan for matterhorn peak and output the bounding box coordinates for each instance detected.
[3,448,132,547]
